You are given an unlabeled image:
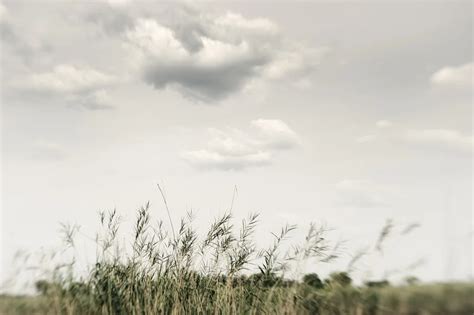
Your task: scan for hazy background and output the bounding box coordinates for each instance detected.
[1,0,472,288]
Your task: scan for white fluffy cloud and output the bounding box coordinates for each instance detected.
[251,119,300,149]
[125,10,325,102]
[182,119,300,170]
[430,62,472,87]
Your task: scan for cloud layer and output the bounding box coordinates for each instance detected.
[125,10,325,102]
[4,2,325,106]
[182,119,300,170]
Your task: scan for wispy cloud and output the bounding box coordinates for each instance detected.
[73,90,114,111]
[0,0,7,23]
[13,64,118,111]
[356,120,472,155]
[430,62,472,88]
[0,0,51,67]
[402,129,473,153]
[182,119,300,170]
[20,64,116,94]
[375,120,393,128]
[356,135,377,144]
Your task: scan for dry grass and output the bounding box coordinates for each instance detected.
[1,201,473,315]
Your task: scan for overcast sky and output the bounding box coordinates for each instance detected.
[1,0,472,287]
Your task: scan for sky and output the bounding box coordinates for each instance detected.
[0,0,472,288]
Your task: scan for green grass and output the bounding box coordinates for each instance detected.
[1,201,473,314]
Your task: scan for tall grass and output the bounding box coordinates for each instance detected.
[1,200,473,315]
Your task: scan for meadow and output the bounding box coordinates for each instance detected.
[1,199,473,315]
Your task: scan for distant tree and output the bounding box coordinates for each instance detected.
[35,280,51,295]
[303,273,324,289]
[365,280,390,288]
[404,276,420,286]
[248,272,280,287]
[232,275,248,287]
[280,279,296,288]
[327,272,352,287]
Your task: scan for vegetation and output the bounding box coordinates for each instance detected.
[1,200,473,314]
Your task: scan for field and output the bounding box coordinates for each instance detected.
[1,203,473,315]
[1,282,473,315]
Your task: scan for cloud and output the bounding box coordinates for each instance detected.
[376,120,393,128]
[84,3,135,36]
[0,1,7,23]
[182,119,300,170]
[262,45,329,82]
[14,64,118,111]
[402,129,473,154]
[72,90,114,111]
[430,62,472,88]
[0,1,52,67]
[102,0,133,6]
[357,121,473,155]
[356,135,377,143]
[214,12,279,36]
[124,9,325,102]
[182,150,272,171]
[251,119,300,149]
[21,64,116,94]
[335,179,388,208]
[32,140,66,160]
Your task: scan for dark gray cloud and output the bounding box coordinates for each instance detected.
[142,51,268,102]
